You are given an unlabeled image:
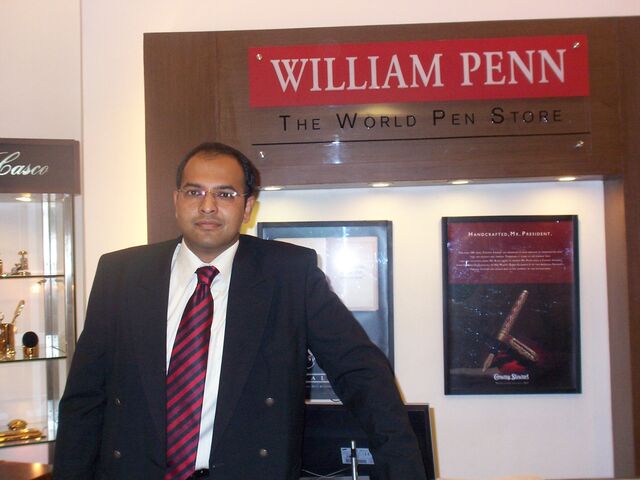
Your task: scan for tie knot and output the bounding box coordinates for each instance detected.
[196,266,218,286]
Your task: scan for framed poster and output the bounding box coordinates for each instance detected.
[257,221,393,401]
[442,215,581,394]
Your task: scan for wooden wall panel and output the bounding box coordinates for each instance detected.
[605,178,635,476]
[144,17,639,474]
[619,17,640,476]
[144,19,628,240]
[144,32,219,242]
[214,19,623,188]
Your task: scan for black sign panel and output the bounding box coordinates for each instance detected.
[0,139,80,194]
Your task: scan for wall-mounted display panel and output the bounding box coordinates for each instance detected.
[258,221,393,401]
[442,215,580,394]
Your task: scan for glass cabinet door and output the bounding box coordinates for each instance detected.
[0,193,76,449]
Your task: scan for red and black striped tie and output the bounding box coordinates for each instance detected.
[165,266,218,480]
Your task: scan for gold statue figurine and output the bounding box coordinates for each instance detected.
[0,419,45,444]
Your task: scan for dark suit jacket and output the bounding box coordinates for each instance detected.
[54,235,426,479]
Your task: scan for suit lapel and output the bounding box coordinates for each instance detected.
[128,239,177,444]
[211,237,273,455]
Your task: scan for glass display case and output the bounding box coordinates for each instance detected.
[0,193,75,450]
[0,139,79,459]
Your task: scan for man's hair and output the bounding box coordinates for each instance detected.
[176,142,261,197]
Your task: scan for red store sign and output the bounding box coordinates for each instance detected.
[249,35,589,107]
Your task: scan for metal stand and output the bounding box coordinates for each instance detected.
[350,440,359,480]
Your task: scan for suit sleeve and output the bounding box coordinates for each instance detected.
[54,255,112,479]
[303,250,427,480]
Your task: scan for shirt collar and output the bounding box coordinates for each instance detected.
[173,240,239,287]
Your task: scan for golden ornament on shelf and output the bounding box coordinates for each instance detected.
[0,300,26,360]
[9,250,30,276]
[0,419,44,443]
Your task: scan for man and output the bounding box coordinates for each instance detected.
[54,142,427,479]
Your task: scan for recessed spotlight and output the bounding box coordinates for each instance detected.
[262,186,283,191]
[370,182,391,188]
[450,180,470,185]
[557,176,577,182]
[16,193,32,202]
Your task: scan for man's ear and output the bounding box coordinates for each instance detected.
[243,195,256,223]
[173,190,179,217]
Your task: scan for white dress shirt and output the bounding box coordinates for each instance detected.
[166,240,238,469]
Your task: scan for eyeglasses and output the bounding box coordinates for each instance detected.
[177,188,249,202]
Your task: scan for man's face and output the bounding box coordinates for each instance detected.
[174,153,255,262]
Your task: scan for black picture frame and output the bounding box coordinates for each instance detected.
[442,215,581,395]
[257,221,393,401]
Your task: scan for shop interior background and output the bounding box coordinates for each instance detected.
[2,1,639,478]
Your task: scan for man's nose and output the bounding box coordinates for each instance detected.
[199,192,218,212]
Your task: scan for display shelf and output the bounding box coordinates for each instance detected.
[0,274,70,365]
[0,426,51,449]
[0,137,79,461]
[0,275,64,280]
[0,358,67,451]
[0,351,67,363]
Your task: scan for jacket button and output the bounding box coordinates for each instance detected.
[265,397,275,407]
[114,398,122,406]
[113,450,121,459]
[259,448,268,458]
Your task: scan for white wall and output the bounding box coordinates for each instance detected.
[0,0,81,140]
[3,0,639,475]
[249,181,611,479]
